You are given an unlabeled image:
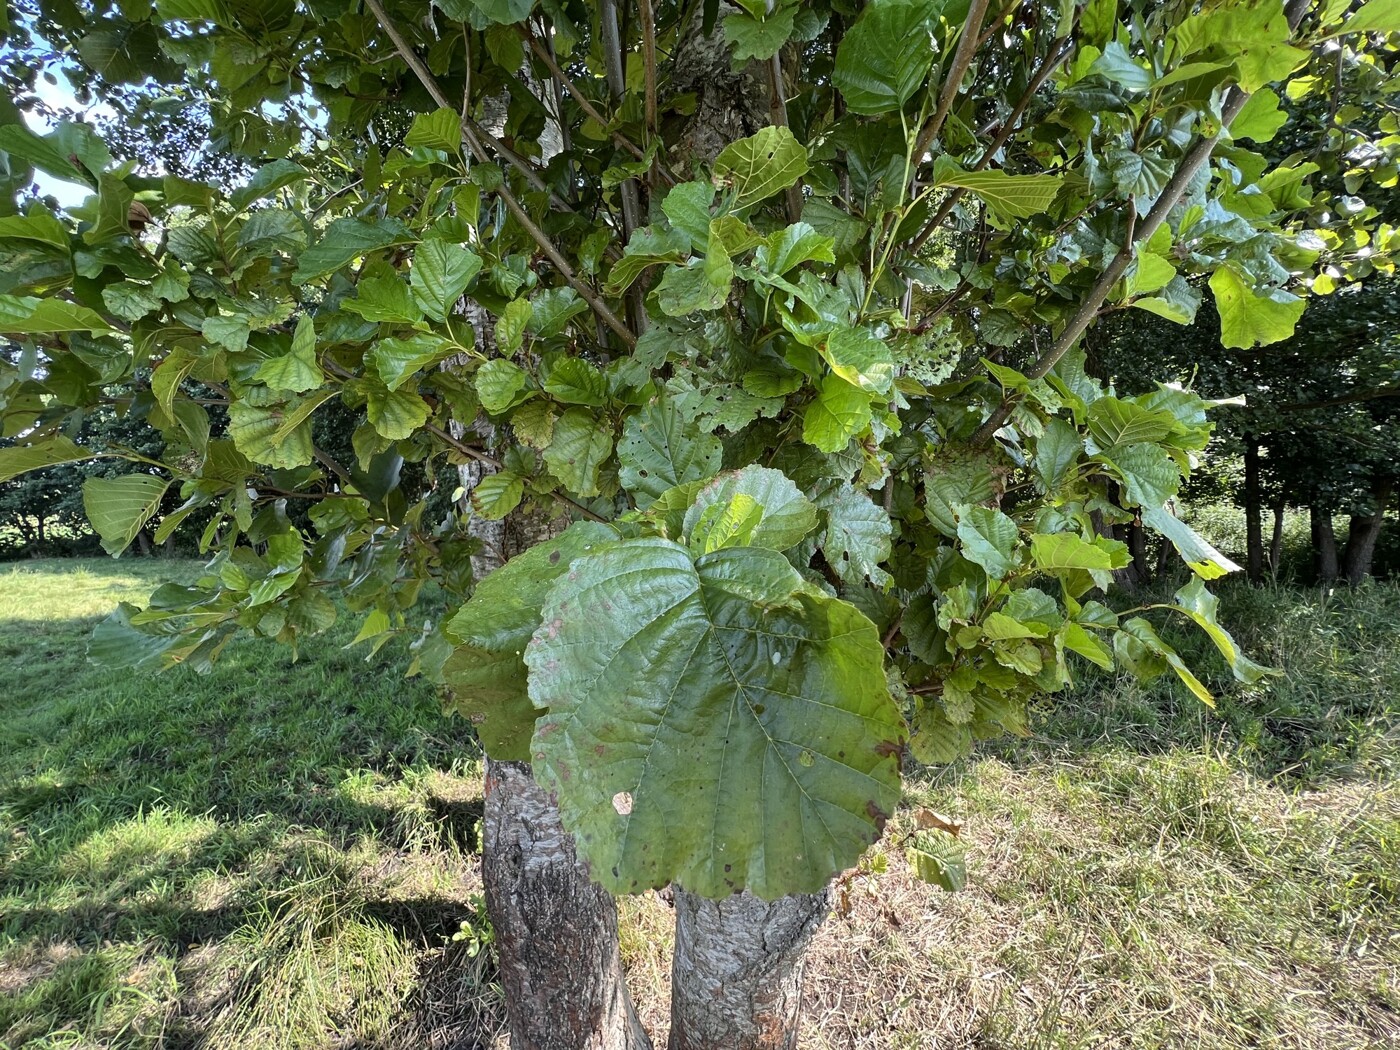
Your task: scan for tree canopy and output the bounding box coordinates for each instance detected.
[2,0,1399,901]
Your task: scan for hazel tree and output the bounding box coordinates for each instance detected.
[2,0,1398,1046]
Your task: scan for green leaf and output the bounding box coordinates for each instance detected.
[0,435,93,482]
[0,209,70,249]
[543,407,613,497]
[1168,577,1278,684]
[754,222,836,276]
[1087,397,1177,447]
[1030,532,1126,573]
[713,127,810,210]
[254,314,322,393]
[470,472,524,520]
[495,298,533,353]
[1106,149,1174,200]
[934,168,1062,222]
[544,357,609,406]
[1035,419,1082,494]
[603,227,690,296]
[527,540,904,898]
[656,258,731,315]
[83,474,171,557]
[682,465,818,552]
[821,327,895,396]
[0,294,112,334]
[832,0,939,115]
[723,6,795,61]
[366,382,431,440]
[443,521,619,759]
[201,313,250,352]
[226,389,336,468]
[1141,504,1241,580]
[101,282,162,322]
[476,359,531,414]
[1118,617,1213,707]
[1089,40,1153,92]
[368,333,452,391]
[1098,442,1179,509]
[1132,274,1202,325]
[1210,266,1306,349]
[404,107,462,153]
[411,240,482,320]
[230,159,307,212]
[618,399,724,507]
[817,482,893,587]
[292,218,414,283]
[1231,87,1287,143]
[346,275,422,324]
[528,287,590,337]
[803,373,871,453]
[88,602,184,672]
[906,829,967,892]
[1060,622,1113,670]
[236,208,307,260]
[1342,0,1400,34]
[956,506,1018,579]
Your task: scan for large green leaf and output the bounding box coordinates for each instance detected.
[411,240,482,320]
[934,168,1062,222]
[0,294,112,334]
[526,540,904,898]
[617,399,723,507]
[816,482,893,587]
[254,314,322,393]
[0,436,93,481]
[292,218,414,282]
[83,474,172,557]
[956,506,1019,579]
[713,127,810,210]
[368,334,452,391]
[1210,266,1305,349]
[832,0,939,115]
[803,374,871,453]
[543,407,613,496]
[227,389,336,468]
[1141,504,1241,579]
[403,108,463,153]
[821,327,895,396]
[443,521,618,759]
[681,465,818,551]
[1166,577,1277,684]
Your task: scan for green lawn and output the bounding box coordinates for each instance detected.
[1,559,1397,1049]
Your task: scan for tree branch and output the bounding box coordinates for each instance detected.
[365,0,636,348]
[910,0,991,169]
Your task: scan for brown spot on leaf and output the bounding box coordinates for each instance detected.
[874,739,902,759]
[865,800,890,832]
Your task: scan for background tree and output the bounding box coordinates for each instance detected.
[3,1,1399,1047]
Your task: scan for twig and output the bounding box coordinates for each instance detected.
[638,0,658,139]
[365,0,636,348]
[910,0,991,169]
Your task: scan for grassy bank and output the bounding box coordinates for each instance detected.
[1,560,1397,1048]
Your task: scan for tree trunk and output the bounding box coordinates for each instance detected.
[1342,481,1393,586]
[1243,436,1263,583]
[483,759,652,1050]
[668,888,829,1050]
[1311,505,1339,584]
[1268,505,1285,579]
[1127,518,1150,584]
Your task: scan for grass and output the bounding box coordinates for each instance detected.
[1,559,1398,1048]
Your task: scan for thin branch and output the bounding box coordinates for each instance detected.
[522,30,647,162]
[970,88,1253,445]
[638,0,658,139]
[764,0,802,223]
[600,0,649,336]
[908,36,1072,254]
[425,423,609,522]
[910,0,991,170]
[365,0,636,347]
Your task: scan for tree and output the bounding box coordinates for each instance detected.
[2,0,1398,1045]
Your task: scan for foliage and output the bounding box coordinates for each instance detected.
[2,0,1399,901]
[2,560,1397,1048]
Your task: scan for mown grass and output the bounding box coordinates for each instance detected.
[1,559,1397,1049]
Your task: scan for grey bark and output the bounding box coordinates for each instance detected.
[484,760,653,1050]
[668,888,830,1050]
[1342,481,1392,586]
[1311,505,1339,584]
[1244,435,1263,583]
[668,4,774,163]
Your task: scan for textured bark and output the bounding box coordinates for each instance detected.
[1311,505,1339,584]
[1244,436,1263,583]
[483,760,652,1050]
[1268,505,1285,579]
[668,888,830,1050]
[669,3,774,163]
[1342,481,1392,586]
